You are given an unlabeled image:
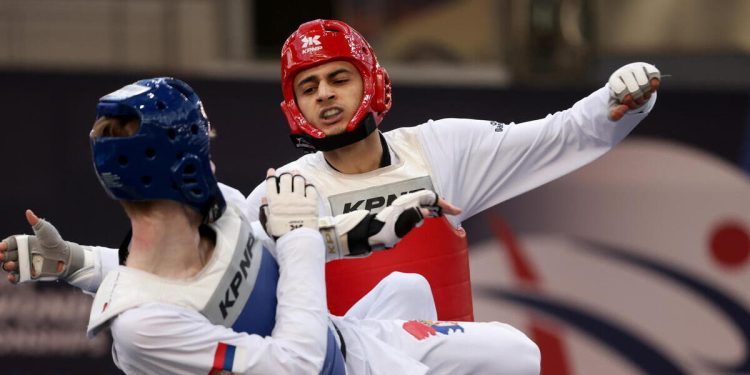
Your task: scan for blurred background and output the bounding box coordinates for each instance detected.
[1,0,749,374]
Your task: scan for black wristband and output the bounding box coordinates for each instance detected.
[346,214,382,256]
[394,207,423,238]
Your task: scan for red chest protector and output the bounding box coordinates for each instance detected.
[325,216,474,321]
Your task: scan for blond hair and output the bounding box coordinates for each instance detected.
[90,116,140,138]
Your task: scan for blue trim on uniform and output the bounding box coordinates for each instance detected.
[223,344,236,370]
[231,247,279,337]
[320,328,346,375]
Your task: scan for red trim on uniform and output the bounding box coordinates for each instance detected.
[209,342,228,375]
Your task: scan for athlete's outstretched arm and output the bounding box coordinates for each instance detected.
[419,62,661,222]
[0,209,118,292]
[0,183,250,292]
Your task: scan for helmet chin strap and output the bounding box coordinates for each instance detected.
[290,113,378,153]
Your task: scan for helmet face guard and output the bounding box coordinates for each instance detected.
[280,19,392,152]
[91,77,225,222]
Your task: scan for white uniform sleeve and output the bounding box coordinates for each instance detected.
[219,183,248,212]
[109,228,329,374]
[418,85,656,222]
[245,182,266,223]
[66,246,119,294]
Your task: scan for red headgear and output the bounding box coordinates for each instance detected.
[280,19,392,152]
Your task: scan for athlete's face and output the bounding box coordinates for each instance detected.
[293,60,364,136]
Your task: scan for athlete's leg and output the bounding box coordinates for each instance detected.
[364,319,540,375]
[344,272,437,321]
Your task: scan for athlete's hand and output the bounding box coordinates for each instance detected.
[319,190,462,261]
[260,169,319,239]
[608,62,660,121]
[370,190,460,248]
[0,209,86,283]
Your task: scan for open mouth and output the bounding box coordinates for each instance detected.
[320,107,344,125]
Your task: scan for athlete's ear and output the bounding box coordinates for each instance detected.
[210,160,216,174]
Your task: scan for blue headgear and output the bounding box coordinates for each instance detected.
[91,77,225,223]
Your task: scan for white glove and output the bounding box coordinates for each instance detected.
[608,62,660,120]
[318,190,442,261]
[1,217,87,283]
[260,172,319,239]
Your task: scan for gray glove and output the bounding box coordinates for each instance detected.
[319,190,442,261]
[1,218,86,283]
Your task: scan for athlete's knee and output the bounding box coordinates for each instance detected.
[444,322,539,375]
[421,322,540,375]
[482,322,540,374]
[384,272,433,303]
[381,272,436,320]
[383,272,431,295]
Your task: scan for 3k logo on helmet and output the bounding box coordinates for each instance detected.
[301,35,322,54]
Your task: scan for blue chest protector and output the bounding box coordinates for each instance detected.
[208,220,345,375]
